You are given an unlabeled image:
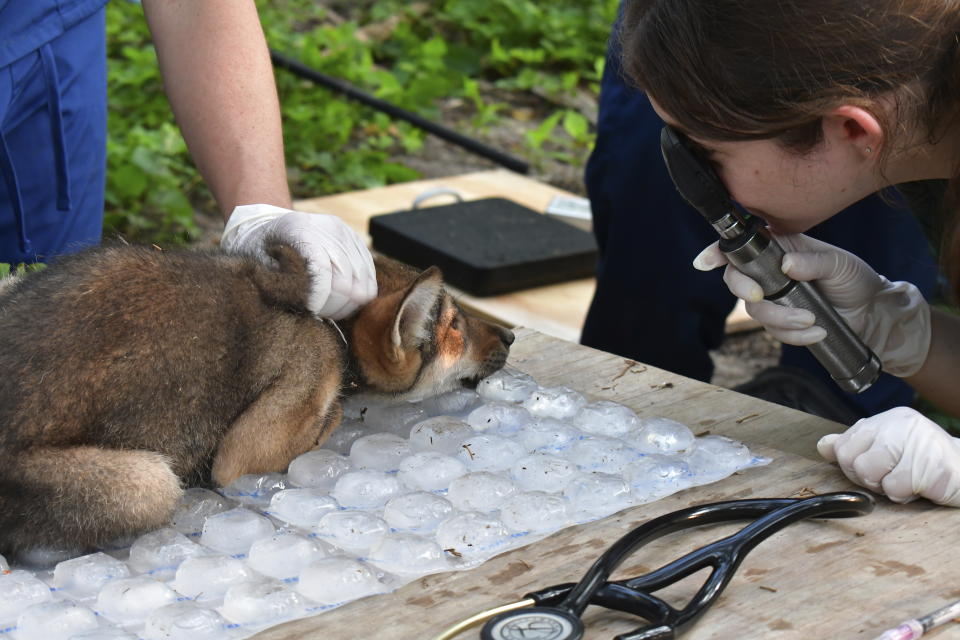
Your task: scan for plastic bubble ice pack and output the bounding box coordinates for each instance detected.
[0,367,768,639]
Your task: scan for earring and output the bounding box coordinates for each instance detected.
[865,146,873,154]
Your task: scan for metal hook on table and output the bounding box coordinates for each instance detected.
[434,491,874,640]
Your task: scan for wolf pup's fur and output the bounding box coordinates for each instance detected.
[0,241,513,558]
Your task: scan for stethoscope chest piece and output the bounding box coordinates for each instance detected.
[481,606,584,640]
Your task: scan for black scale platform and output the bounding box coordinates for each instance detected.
[369,198,597,296]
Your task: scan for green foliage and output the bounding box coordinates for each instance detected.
[105,2,199,245]
[105,0,617,243]
[0,262,46,279]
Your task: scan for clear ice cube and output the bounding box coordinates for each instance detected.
[341,393,385,420]
[321,419,366,456]
[397,451,468,491]
[349,433,413,471]
[500,492,569,533]
[142,601,228,640]
[522,386,588,420]
[563,473,633,521]
[172,555,254,601]
[15,547,77,570]
[15,600,98,640]
[297,558,388,606]
[169,488,235,536]
[572,401,642,438]
[199,507,275,556]
[627,417,696,454]
[476,367,537,403]
[623,454,692,499]
[246,533,326,581]
[314,511,388,553]
[220,472,287,507]
[565,436,639,474]
[466,402,532,436]
[436,512,511,558]
[446,472,517,512]
[221,579,309,626]
[286,449,353,491]
[456,433,525,472]
[417,389,481,417]
[366,533,449,575]
[408,416,474,455]
[382,492,454,532]
[685,435,753,479]
[52,552,130,597]
[128,528,206,580]
[510,453,579,492]
[70,628,139,640]
[517,418,583,453]
[95,576,178,624]
[330,470,400,509]
[267,488,338,528]
[0,571,51,624]
[358,402,426,435]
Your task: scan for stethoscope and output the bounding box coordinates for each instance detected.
[434,491,874,640]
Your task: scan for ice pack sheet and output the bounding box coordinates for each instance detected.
[0,367,769,639]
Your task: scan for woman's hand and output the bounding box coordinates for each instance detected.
[694,233,930,377]
[818,407,960,507]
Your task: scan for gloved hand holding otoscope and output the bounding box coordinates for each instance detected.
[659,126,886,393]
[659,125,960,508]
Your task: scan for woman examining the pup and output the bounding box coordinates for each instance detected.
[621,0,960,506]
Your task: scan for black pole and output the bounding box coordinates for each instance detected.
[269,49,531,175]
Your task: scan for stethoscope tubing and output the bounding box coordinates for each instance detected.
[529,492,874,628]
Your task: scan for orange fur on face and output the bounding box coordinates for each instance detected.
[436,306,465,369]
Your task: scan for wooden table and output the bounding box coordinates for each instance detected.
[295,170,757,344]
[255,328,955,640]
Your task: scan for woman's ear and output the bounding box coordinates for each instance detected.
[823,105,884,159]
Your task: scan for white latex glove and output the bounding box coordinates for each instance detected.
[694,233,930,377]
[818,407,960,507]
[221,204,377,319]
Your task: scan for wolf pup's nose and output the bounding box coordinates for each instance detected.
[498,326,515,346]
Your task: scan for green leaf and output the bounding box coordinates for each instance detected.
[562,110,589,141]
[525,110,564,150]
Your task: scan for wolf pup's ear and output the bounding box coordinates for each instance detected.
[391,266,443,352]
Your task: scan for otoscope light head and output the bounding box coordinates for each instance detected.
[659,125,733,223]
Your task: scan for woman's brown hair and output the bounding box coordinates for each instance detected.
[620,0,960,300]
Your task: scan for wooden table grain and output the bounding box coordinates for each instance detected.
[253,328,955,640]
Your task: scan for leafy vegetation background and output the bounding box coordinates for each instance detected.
[104,0,619,245]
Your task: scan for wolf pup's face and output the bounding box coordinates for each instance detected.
[348,258,514,401]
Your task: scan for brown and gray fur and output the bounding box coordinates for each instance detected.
[0,241,513,559]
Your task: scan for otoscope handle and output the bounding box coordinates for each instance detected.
[721,218,881,393]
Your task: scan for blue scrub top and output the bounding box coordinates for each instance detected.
[0,0,109,67]
[0,0,109,263]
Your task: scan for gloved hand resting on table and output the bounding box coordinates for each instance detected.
[818,407,960,507]
[221,204,377,320]
[693,233,931,377]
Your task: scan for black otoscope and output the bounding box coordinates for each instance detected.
[659,126,881,394]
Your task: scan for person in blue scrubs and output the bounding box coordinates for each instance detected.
[0,0,292,264]
[0,1,378,318]
[580,15,941,419]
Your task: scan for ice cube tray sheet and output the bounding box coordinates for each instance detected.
[0,368,768,639]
